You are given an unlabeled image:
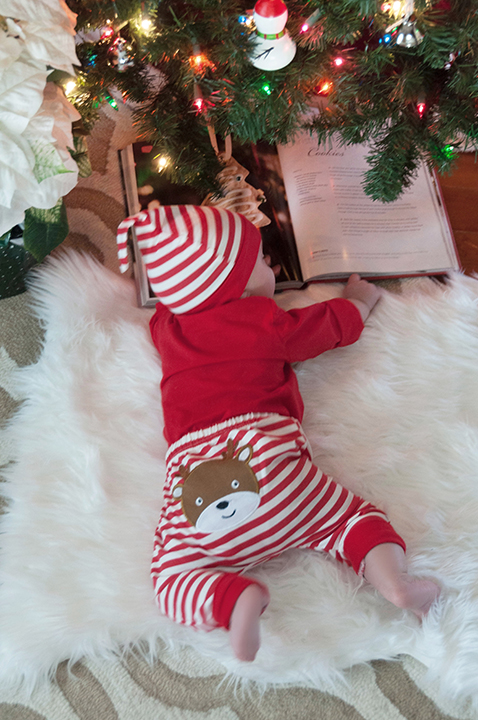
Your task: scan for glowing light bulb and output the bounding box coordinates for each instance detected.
[157,156,169,170]
[417,101,426,117]
[318,81,332,94]
[238,13,253,26]
[64,80,76,95]
[141,18,152,30]
[193,97,204,112]
[301,23,309,33]
[262,83,272,95]
[190,53,208,72]
[392,1,402,13]
[334,57,344,67]
[443,144,455,158]
[101,26,114,39]
[381,2,392,11]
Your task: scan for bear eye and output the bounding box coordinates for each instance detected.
[231,479,240,489]
[195,497,203,507]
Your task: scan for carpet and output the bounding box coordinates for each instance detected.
[2,252,478,719]
[58,100,138,274]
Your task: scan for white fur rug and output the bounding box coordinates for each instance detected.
[2,252,478,702]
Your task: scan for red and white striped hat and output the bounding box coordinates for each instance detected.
[116,205,261,314]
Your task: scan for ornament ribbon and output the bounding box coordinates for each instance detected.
[255,29,286,40]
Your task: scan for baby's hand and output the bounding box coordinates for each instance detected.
[343,274,382,323]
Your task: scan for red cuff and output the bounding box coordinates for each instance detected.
[329,297,364,345]
[343,516,406,575]
[212,573,265,629]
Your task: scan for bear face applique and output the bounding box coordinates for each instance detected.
[172,439,260,533]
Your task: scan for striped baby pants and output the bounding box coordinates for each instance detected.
[152,413,405,631]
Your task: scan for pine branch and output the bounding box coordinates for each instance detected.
[68,0,478,202]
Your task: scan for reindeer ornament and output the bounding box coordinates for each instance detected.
[172,439,261,533]
[202,155,271,229]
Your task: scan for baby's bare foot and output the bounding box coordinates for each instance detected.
[362,543,441,619]
[229,584,269,662]
[387,575,441,618]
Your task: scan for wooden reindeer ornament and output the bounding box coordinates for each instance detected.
[202,131,271,228]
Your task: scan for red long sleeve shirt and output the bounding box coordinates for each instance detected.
[150,296,364,445]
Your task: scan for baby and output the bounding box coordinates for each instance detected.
[117,205,440,662]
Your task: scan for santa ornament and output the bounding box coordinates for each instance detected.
[250,0,296,71]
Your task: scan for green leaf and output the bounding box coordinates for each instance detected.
[30,139,73,183]
[69,135,92,178]
[23,200,69,262]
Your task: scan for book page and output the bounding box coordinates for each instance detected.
[277,134,458,279]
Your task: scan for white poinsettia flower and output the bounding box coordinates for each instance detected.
[0,0,82,235]
[0,42,48,136]
[2,0,78,74]
[0,72,80,235]
[25,80,81,195]
[2,0,76,30]
[0,29,22,73]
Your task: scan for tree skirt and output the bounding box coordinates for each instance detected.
[2,252,478,703]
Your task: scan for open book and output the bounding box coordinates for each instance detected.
[274,133,460,287]
[119,137,460,306]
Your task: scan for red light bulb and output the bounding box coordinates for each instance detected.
[101,26,114,39]
[417,102,426,117]
[193,97,204,112]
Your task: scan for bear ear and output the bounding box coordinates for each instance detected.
[235,444,253,464]
[172,484,183,499]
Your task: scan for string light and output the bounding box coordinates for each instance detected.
[302,8,322,31]
[141,18,152,31]
[443,144,456,159]
[190,53,207,71]
[189,43,214,73]
[334,57,344,67]
[64,80,76,95]
[193,97,205,112]
[416,101,426,117]
[101,26,114,39]
[238,14,253,26]
[261,82,272,95]
[318,80,332,94]
[157,156,169,170]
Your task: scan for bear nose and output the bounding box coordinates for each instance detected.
[216,501,229,510]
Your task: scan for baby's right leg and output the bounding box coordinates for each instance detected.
[229,584,270,662]
[362,543,440,617]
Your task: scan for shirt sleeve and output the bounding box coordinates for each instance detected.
[149,302,171,347]
[274,297,364,363]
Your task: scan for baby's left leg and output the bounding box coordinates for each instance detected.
[229,583,271,662]
[362,543,440,617]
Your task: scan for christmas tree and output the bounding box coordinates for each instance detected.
[67,0,478,203]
